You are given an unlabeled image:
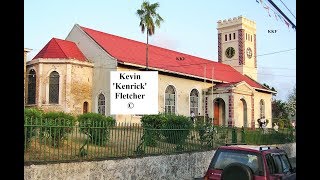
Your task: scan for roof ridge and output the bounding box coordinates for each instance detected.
[52,38,68,59]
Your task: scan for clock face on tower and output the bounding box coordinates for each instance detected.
[246,47,252,59]
[225,47,235,58]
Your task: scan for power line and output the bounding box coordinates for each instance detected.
[256,48,295,57]
[258,73,295,77]
[278,0,296,19]
[267,0,296,29]
[259,66,295,70]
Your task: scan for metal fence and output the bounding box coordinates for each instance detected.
[24,118,295,164]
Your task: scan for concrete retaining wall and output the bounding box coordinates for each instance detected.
[24,143,295,180]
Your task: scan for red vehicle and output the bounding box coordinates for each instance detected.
[203,144,296,180]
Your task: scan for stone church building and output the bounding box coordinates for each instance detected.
[25,16,276,128]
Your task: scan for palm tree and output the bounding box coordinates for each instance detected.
[136,1,164,70]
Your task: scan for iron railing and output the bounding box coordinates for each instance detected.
[24,118,295,164]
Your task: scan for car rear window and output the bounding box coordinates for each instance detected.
[209,149,264,176]
[266,153,292,175]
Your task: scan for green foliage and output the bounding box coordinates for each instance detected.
[24,108,43,148]
[262,83,277,95]
[161,114,192,150]
[278,120,285,129]
[136,1,164,36]
[141,114,166,128]
[244,128,295,145]
[24,107,44,119]
[136,1,164,69]
[195,120,215,148]
[286,85,296,117]
[141,113,167,146]
[40,111,76,147]
[195,116,212,124]
[214,126,230,144]
[232,128,237,143]
[78,113,116,146]
[272,99,289,119]
[273,118,292,129]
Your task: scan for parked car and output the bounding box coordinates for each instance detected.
[203,144,296,180]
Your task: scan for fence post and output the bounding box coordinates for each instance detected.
[232,127,237,143]
[241,126,245,143]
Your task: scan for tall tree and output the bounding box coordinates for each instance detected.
[286,84,296,117]
[272,99,289,119]
[136,1,164,70]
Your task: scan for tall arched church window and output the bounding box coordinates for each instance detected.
[260,100,265,118]
[49,71,59,104]
[165,85,176,114]
[98,93,105,115]
[27,69,36,104]
[190,89,199,116]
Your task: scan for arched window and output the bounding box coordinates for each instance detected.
[27,69,36,104]
[49,71,59,104]
[98,93,105,115]
[83,101,88,114]
[165,85,176,114]
[260,99,265,118]
[190,89,199,116]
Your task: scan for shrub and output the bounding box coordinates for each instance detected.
[244,129,264,145]
[141,114,165,128]
[195,120,215,147]
[78,113,116,146]
[161,114,192,150]
[195,116,212,124]
[24,108,43,148]
[244,128,294,145]
[278,120,285,129]
[140,114,166,147]
[273,118,292,129]
[213,126,233,146]
[40,111,76,147]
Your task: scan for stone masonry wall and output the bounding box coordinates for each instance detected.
[69,64,93,115]
[24,143,295,180]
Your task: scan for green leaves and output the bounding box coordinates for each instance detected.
[78,113,116,146]
[136,1,163,36]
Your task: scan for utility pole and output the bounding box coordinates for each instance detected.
[211,66,214,125]
[203,64,206,122]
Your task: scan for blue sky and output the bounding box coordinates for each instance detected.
[24,0,296,101]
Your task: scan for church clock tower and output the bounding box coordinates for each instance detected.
[217,16,257,81]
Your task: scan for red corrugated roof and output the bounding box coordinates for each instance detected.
[33,38,87,61]
[80,25,266,90]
